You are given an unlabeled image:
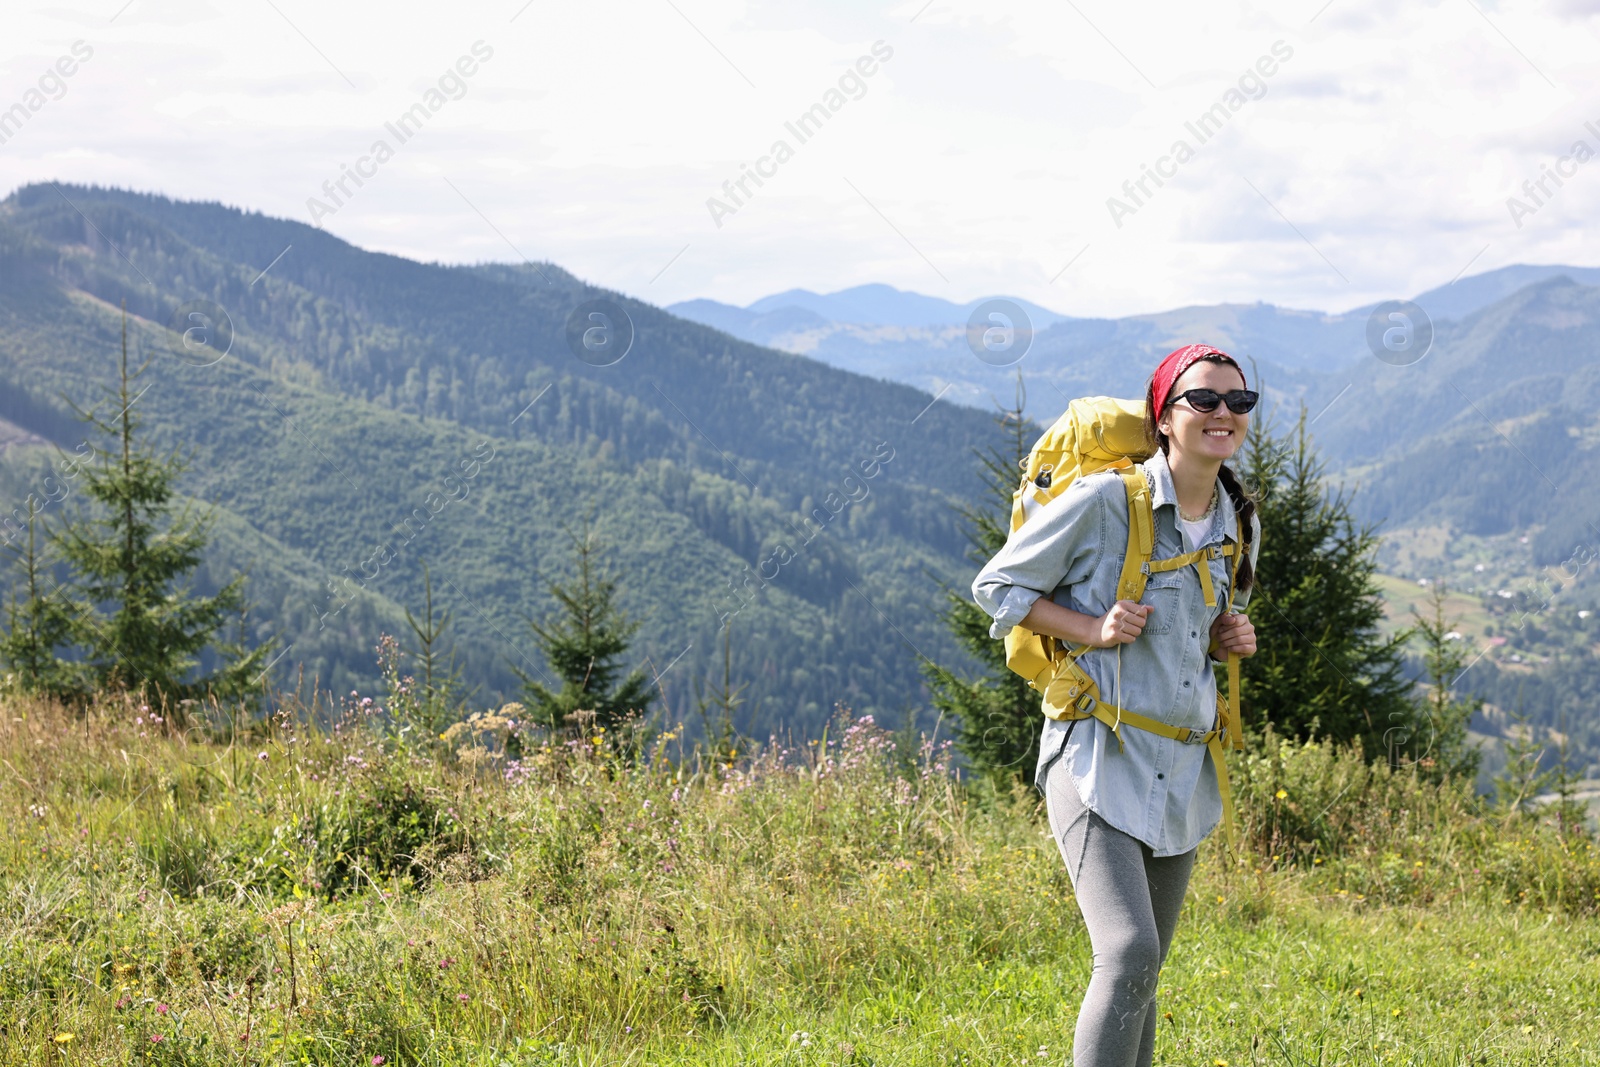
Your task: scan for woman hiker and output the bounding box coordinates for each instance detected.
[971,344,1262,1067]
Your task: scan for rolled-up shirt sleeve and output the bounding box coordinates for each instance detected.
[972,474,1109,639]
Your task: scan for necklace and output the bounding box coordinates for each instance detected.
[1178,485,1218,523]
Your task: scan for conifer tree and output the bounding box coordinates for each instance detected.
[516,521,653,734]
[401,564,469,736]
[1237,400,1416,761]
[922,376,1042,785]
[54,305,270,712]
[1405,579,1484,783]
[0,502,84,699]
[694,622,749,765]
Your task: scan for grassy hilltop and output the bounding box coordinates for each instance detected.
[3,695,1598,1066]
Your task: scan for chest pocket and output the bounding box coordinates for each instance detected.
[1138,571,1184,635]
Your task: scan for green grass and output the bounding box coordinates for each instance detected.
[2,695,1599,1065]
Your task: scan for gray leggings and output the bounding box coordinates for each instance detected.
[1044,754,1197,1067]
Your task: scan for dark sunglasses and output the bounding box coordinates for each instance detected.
[1166,388,1259,415]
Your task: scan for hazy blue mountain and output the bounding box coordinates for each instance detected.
[1406,263,1600,324]
[672,266,1600,423]
[1302,275,1600,552]
[740,284,1072,329]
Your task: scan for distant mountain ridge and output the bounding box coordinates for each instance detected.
[669,264,1600,420]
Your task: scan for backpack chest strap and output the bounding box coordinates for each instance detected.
[1145,542,1236,608]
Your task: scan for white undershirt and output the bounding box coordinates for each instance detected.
[1177,512,1211,549]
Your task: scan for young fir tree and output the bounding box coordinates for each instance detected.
[921,376,1043,786]
[54,305,270,712]
[401,563,469,737]
[1492,697,1556,820]
[516,521,653,735]
[693,622,749,766]
[1405,579,1485,783]
[1236,399,1417,762]
[0,501,84,699]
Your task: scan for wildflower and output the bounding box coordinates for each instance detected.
[150,1034,164,1043]
[438,956,456,970]
[1274,789,1287,800]
[373,1058,386,1066]
[257,751,269,761]
[457,993,469,1003]
[155,1002,170,1014]
[53,1033,73,1044]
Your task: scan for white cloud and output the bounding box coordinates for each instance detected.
[1,0,1595,318]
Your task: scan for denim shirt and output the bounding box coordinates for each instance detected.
[971,447,1260,857]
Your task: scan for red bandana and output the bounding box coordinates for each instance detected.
[1150,344,1246,425]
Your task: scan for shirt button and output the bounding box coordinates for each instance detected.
[1183,680,1190,687]
[1191,630,1197,637]
[1157,773,1165,780]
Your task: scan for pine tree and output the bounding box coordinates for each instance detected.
[516,521,654,735]
[1405,579,1484,783]
[0,501,84,699]
[922,376,1042,785]
[1237,400,1417,762]
[1492,700,1556,819]
[401,564,469,737]
[54,304,270,713]
[693,623,749,765]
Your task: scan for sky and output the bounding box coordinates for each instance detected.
[3,0,1599,319]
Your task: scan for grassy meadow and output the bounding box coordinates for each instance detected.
[3,695,1600,1066]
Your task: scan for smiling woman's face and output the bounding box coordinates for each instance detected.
[1157,359,1248,461]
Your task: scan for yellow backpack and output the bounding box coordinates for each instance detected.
[1003,395,1247,847]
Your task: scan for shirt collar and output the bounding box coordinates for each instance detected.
[1139,447,1239,543]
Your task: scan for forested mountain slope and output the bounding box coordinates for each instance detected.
[0,184,1008,735]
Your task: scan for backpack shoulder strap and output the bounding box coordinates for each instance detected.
[1115,465,1154,604]
[1225,508,1245,610]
